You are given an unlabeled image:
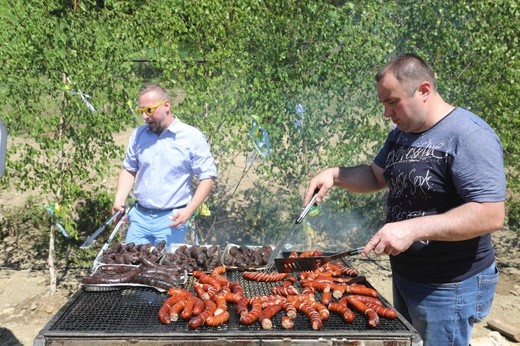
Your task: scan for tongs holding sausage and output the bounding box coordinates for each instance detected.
[100,205,133,252]
[80,209,123,249]
[274,246,364,273]
[265,193,319,272]
[90,205,133,272]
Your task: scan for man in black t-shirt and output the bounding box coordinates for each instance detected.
[304,54,506,346]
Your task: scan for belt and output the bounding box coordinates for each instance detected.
[136,203,188,214]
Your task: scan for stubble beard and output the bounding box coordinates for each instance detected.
[148,122,163,134]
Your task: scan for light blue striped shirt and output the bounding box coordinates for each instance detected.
[123,118,217,209]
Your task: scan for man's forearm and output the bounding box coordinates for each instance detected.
[187,178,215,214]
[335,163,386,193]
[114,169,136,207]
[403,201,505,242]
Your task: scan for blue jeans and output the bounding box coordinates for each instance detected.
[125,205,189,246]
[392,263,499,346]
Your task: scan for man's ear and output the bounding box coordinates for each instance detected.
[418,81,432,100]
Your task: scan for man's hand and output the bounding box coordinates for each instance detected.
[169,208,192,228]
[303,168,338,206]
[362,221,416,257]
[111,203,127,223]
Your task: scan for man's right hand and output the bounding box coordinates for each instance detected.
[111,203,127,223]
[303,167,338,207]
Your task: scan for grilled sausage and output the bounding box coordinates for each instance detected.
[205,311,230,327]
[293,300,323,330]
[321,285,332,306]
[193,271,222,290]
[188,299,217,329]
[181,298,195,320]
[346,296,380,328]
[345,284,378,297]
[280,299,297,319]
[169,300,186,322]
[281,315,295,329]
[345,295,383,306]
[270,285,299,296]
[242,272,289,282]
[364,301,397,319]
[328,302,355,323]
[259,304,283,329]
[239,298,263,325]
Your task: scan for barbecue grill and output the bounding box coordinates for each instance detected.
[35,269,422,345]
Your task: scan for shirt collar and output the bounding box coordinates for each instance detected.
[165,116,181,134]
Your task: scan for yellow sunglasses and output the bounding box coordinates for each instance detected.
[135,100,166,116]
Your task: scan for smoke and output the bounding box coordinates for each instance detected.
[281,194,384,253]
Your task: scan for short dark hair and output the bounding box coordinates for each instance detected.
[138,83,169,101]
[376,53,436,96]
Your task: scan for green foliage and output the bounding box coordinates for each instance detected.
[393,1,520,231]
[0,191,115,269]
[0,0,518,277]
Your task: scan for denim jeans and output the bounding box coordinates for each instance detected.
[126,206,189,246]
[392,262,499,346]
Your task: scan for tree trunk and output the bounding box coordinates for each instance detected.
[48,224,57,293]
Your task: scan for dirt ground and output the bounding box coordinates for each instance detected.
[0,228,518,345]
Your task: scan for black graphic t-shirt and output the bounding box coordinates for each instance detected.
[373,107,506,283]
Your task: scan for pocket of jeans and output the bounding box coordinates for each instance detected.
[475,264,499,321]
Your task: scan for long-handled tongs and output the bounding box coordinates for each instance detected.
[274,246,364,273]
[90,205,134,272]
[99,205,133,253]
[265,194,319,271]
[80,209,123,249]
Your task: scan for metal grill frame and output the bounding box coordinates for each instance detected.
[36,269,422,345]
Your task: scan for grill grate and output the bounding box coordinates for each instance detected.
[50,270,408,335]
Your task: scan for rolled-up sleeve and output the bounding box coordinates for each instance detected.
[191,132,217,180]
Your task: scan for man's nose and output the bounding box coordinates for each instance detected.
[383,106,393,118]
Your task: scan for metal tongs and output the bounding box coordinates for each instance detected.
[80,209,123,249]
[265,194,319,271]
[274,246,364,273]
[89,205,133,272]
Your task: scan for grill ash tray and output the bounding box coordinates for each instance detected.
[221,243,274,271]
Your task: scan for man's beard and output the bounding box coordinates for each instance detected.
[148,122,163,134]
